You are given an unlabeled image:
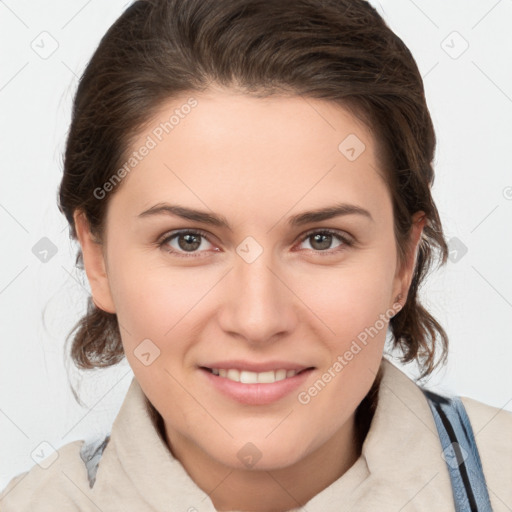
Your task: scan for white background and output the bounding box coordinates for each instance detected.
[1,0,511,490]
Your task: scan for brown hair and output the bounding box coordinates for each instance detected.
[58,0,449,380]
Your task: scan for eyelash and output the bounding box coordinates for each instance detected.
[157,228,354,258]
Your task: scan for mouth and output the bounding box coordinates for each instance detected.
[199,365,316,405]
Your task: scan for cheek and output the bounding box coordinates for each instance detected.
[293,254,396,338]
[105,245,180,342]
[106,248,218,357]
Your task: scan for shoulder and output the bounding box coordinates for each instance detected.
[459,394,512,452]
[461,395,512,433]
[460,395,512,510]
[0,439,97,511]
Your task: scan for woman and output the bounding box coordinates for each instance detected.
[2,0,510,510]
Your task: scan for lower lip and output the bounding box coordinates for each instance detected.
[199,367,315,405]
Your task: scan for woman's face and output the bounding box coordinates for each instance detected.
[77,87,424,476]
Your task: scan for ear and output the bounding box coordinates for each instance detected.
[73,210,116,314]
[390,211,426,310]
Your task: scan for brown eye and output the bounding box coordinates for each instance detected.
[297,229,353,254]
[159,229,215,256]
[176,233,202,251]
[309,233,335,251]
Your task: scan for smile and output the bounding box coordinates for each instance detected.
[199,366,315,405]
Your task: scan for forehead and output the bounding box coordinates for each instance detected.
[106,89,391,224]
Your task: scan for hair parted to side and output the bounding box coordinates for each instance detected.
[58,0,449,380]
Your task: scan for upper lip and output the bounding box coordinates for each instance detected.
[199,360,315,372]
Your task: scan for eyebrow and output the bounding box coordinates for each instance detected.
[137,202,374,229]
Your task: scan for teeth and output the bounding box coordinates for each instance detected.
[227,369,240,381]
[210,368,302,383]
[240,370,258,383]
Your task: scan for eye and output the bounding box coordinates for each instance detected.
[296,229,353,255]
[158,229,217,257]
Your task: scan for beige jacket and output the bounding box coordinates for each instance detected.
[1,357,511,511]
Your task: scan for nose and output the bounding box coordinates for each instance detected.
[217,246,298,346]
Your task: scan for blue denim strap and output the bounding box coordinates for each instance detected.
[422,389,493,511]
[79,434,110,488]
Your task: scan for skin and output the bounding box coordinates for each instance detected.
[74,86,425,512]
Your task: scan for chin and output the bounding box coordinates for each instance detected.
[208,437,310,472]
